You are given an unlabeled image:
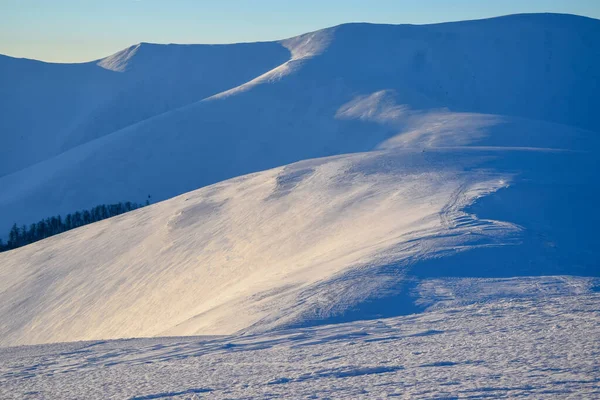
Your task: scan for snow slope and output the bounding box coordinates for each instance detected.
[0,42,289,176]
[1,13,599,234]
[0,12,598,354]
[1,144,597,347]
[1,277,598,399]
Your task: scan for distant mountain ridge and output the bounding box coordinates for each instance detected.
[0,12,599,234]
[0,41,289,176]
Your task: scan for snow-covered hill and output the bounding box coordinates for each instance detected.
[0,42,289,177]
[0,12,598,352]
[1,144,597,346]
[1,13,599,235]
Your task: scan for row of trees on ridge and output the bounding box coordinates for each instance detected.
[0,201,148,253]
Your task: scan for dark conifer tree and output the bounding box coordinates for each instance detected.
[9,223,19,248]
[1,200,148,253]
[36,220,46,239]
[28,224,36,243]
[65,214,72,230]
[21,225,28,245]
[74,212,82,227]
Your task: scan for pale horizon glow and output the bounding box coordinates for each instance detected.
[1,0,600,63]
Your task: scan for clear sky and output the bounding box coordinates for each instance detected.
[1,0,599,63]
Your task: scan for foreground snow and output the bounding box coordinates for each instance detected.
[1,277,598,399]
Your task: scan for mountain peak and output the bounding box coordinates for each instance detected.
[97,43,141,72]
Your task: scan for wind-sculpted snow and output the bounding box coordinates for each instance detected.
[1,145,597,346]
[0,16,599,397]
[1,280,598,399]
[1,13,599,233]
[0,148,519,346]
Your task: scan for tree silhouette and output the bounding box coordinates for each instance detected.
[0,201,147,253]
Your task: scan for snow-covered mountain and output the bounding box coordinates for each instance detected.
[1,144,598,346]
[1,13,599,236]
[0,42,289,177]
[1,13,599,398]
[0,13,598,348]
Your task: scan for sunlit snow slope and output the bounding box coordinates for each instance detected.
[0,13,599,347]
[1,13,599,234]
[1,145,598,346]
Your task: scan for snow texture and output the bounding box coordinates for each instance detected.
[1,145,598,346]
[0,13,599,399]
[0,278,598,399]
[1,13,599,235]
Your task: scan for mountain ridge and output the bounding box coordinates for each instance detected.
[1,144,597,346]
[2,12,597,65]
[2,12,600,236]
[0,13,599,399]
[0,12,598,348]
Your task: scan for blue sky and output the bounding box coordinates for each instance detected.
[1,0,599,62]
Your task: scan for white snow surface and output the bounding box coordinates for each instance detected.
[0,148,514,346]
[1,13,599,234]
[0,13,599,398]
[1,278,598,399]
[1,144,598,346]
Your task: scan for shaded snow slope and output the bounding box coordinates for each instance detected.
[1,278,598,399]
[3,105,595,238]
[0,42,289,176]
[1,146,597,346]
[1,13,599,233]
